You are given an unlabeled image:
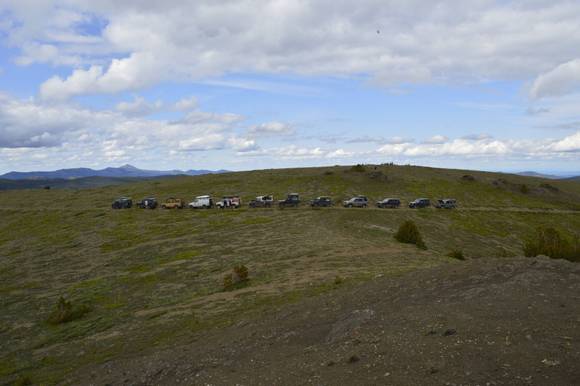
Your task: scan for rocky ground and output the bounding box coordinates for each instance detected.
[70,256,580,385]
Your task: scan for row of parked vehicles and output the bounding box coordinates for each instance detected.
[112,194,457,210]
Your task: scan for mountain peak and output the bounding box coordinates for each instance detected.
[119,164,138,170]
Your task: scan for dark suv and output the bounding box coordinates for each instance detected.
[137,197,158,209]
[279,193,300,208]
[376,198,401,208]
[112,197,132,209]
[409,198,430,208]
[310,196,333,207]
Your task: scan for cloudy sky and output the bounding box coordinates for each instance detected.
[1,0,580,174]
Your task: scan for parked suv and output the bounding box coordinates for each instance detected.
[216,196,241,209]
[161,197,184,209]
[112,197,132,209]
[409,198,430,208]
[188,195,214,209]
[343,196,368,208]
[279,193,300,208]
[376,198,400,208]
[435,198,457,209]
[137,197,157,209]
[249,195,274,208]
[310,196,333,207]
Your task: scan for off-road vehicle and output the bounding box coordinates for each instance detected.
[278,193,300,208]
[376,198,400,208]
[112,197,132,209]
[188,195,214,209]
[249,195,274,208]
[137,197,157,209]
[343,196,368,208]
[409,198,430,208]
[216,196,241,209]
[310,196,333,207]
[435,198,457,209]
[161,197,184,209]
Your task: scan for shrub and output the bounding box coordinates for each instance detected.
[323,170,334,176]
[223,265,250,291]
[350,164,367,173]
[447,249,465,260]
[233,264,249,282]
[461,174,475,182]
[520,184,530,194]
[46,297,91,325]
[223,274,234,291]
[540,183,559,192]
[334,275,344,286]
[523,227,580,262]
[394,220,427,249]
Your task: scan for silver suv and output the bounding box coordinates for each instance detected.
[343,196,368,208]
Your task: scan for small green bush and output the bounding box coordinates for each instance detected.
[333,275,344,286]
[46,297,91,325]
[447,249,465,260]
[350,164,367,173]
[223,265,250,291]
[233,264,249,282]
[520,184,530,194]
[523,227,580,262]
[394,220,427,249]
[223,274,234,291]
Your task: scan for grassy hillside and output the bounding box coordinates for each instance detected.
[1,164,580,384]
[0,176,172,191]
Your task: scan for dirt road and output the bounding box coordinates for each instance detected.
[70,256,580,385]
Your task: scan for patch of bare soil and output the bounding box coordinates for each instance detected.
[71,257,580,385]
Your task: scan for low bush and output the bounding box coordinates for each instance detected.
[323,170,334,176]
[46,297,91,325]
[223,264,250,291]
[350,164,367,173]
[447,249,465,260]
[519,184,530,194]
[523,227,580,262]
[394,220,427,249]
[461,174,475,182]
[539,183,559,192]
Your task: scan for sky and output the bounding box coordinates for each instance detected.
[1,1,580,174]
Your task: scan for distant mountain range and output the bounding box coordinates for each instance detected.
[516,171,580,180]
[0,164,229,180]
[516,171,561,179]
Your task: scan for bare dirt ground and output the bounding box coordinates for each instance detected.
[69,256,580,386]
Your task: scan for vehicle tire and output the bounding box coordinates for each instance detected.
[348,204,353,208]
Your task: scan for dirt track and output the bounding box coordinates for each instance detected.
[0,206,578,214]
[70,256,580,386]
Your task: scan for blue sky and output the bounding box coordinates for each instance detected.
[1,1,580,174]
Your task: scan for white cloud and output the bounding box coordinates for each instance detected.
[3,1,580,97]
[116,96,163,116]
[423,135,449,144]
[40,52,160,100]
[249,121,294,136]
[547,131,580,152]
[174,96,198,111]
[530,59,580,99]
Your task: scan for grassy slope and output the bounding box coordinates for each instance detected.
[1,164,580,384]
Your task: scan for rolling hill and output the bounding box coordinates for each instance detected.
[0,164,579,384]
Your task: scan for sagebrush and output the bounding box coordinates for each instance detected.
[394,220,426,249]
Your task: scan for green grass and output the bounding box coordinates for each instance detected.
[0,164,579,384]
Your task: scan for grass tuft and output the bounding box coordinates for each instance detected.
[447,249,465,260]
[523,227,580,262]
[46,296,91,325]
